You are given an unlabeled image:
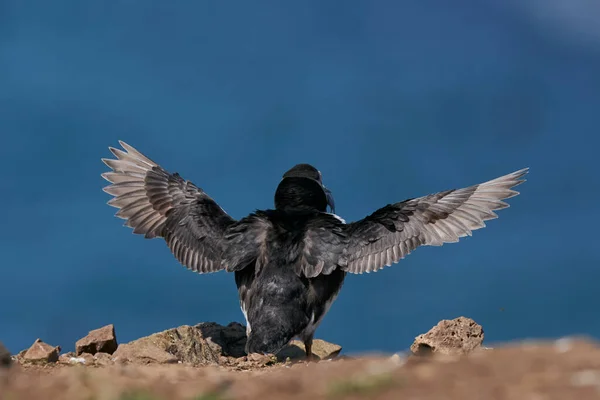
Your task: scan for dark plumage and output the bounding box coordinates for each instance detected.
[101,141,528,359]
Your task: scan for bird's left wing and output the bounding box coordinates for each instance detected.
[101,141,244,274]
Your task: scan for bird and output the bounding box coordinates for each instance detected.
[101,140,528,360]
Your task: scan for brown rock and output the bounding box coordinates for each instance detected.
[0,341,11,367]
[109,322,342,366]
[277,339,342,361]
[15,349,27,362]
[76,324,118,356]
[410,316,484,356]
[113,342,179,365]
[79,352,96,365]
[58,351,112,367]
[22,339,61,363]
[93,352,114,366]
[58,352,76,365]
[113,324,225,365]
[246,353,277,366]
[194,322,248,358]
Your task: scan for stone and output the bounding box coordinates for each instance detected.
[410,316,484,356]
[79,352,96,365]
[0,341,11,367]
[15,349,27,362]
[58,351,113,366]
[75,324,118,356]
[194,322,248,358]
[93,352,114,366]
[58,352,75,364]
[22,339,61,363]
[113,342,179,365]
[277,339,342,361]
[111,322,343,366]
[113,324,225,365]
[246,353,277,366]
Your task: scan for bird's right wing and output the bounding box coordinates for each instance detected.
[101,141,243,274]
[340,168,529,274]
[278,168,528,280]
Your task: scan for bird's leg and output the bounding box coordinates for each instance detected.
[304,336,314,362]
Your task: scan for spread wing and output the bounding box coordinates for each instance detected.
[342,168,529,274]
[101,141,238,274]
[294,168,528,278]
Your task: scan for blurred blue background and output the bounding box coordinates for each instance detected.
[1,0,598,356]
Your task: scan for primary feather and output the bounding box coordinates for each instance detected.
[101,141,236,273]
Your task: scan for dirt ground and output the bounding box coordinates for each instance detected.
[2,337,600,400]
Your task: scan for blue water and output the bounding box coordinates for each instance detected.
[1,0,599,356]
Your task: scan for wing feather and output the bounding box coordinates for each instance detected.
[341,168,528,274]
[102,141,239,273]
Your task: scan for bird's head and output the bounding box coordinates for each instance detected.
[274,163,335,214]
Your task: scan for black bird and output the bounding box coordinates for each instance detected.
[101,141,528,360]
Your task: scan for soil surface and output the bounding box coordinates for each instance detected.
[3,337,600,400]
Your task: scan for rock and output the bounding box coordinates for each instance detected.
[0,341,11,367]
[225,353,280,371]
[75,324,118,356]
[410,316,484,356]
[111,322,342,366]
[277,339,342,361]
[194,322,248,358]
[113,342,179,365]
[15,349,27,362]
[93,352,114,366]
[22,339,61,364]
[246,353,277,367]
[58,351,113,367]
[79,352,96,365]
[113,324,227,365]
[59,352,83,365]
